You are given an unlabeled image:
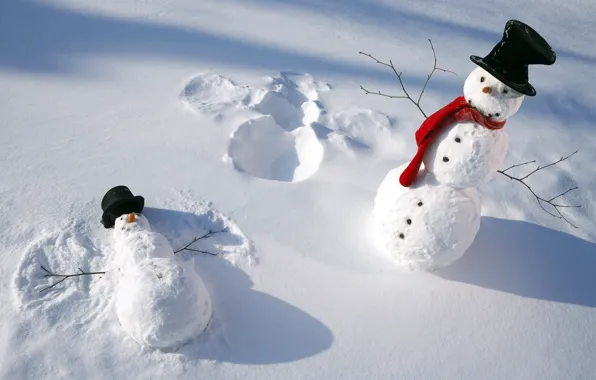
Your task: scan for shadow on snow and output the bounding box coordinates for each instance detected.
[436,216,596,308]
[143,207,334,364]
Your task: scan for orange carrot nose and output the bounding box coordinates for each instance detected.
[127,213,136,223]
[482,86,492,94]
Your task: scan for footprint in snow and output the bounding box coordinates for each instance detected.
[226,115,324,182]
[180,74,254,115]
[181,71,400,182]
[11,220,102,312]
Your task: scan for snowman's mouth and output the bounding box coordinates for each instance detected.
[467,98,498,119]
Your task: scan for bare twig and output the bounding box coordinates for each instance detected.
[417,40,457,104]
[359,87,408,100]
[519,151,578,181]
[39,265,105,293]
[38,227,230,293]
[499,160,537,173]
[497,150,580,228]
[359,39,456,119]
[174,227,229,255]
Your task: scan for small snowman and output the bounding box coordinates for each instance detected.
[101,186,212,350]
[373,20,556,270]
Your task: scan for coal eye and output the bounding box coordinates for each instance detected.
[480,76,485,83]
[503,89,509,94]
[495,113,500,117]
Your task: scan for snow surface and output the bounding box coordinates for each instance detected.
[2,0,596,379]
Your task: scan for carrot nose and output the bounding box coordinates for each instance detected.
[127,213,136,223]
[482,86,492,94]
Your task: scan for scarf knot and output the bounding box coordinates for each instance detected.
[454,107,506,130]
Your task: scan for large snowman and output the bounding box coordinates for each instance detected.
[100,186,212,350]
[372,20,556,270]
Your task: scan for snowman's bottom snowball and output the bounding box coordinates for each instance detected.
[372,164,481,271]
[116,258,212,349]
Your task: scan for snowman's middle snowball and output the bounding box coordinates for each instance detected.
[423,121,508,188]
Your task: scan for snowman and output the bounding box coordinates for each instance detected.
[101,186,212,350]
[372,20,556,270]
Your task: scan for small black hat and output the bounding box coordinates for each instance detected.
[470,20,556,96]
[100,185,144,228]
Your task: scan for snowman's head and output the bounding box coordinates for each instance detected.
[113,212,152,239]
[464,67,525,122]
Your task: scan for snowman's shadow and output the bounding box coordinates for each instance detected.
[186,254,333,364]
[142,207,334,364]
[436,217,596,307]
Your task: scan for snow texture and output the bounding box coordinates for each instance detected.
[463,67,525,122]
[227,116,323,182]
[181,74,254,115]
[183,72,330,182]
[422,121,509,188]
[113,213,212,350]
[3,0,596,379]
[373,164,481,270]
[321,109,400,157]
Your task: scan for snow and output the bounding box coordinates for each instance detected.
[463,67,525,122]
[372,67,515,268]
[373,164,481,270]
[423,68,525,188]
[422,68,515,188]
[116,255,212,349]
[180,74,254,115]
[2,0,596,379]
[423,120,509,188]
[112,213,212,350]
[227,115,324,182]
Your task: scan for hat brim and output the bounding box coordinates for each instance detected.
[470,55,536,96]
[101,196,145,228]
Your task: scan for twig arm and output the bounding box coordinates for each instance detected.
[359,39,456,120]
[497,151,580,228]
[174,227,229,255]
[39,266,106,293]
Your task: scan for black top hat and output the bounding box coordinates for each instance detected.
[470,20,556,96]
[100,185,145,228]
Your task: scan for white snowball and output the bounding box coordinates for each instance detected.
[373,164,481,270]
[113,213,212,350]
[423,122,508,188]
[116,257,212,350]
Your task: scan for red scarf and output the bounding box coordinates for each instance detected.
[398,96,506,187]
